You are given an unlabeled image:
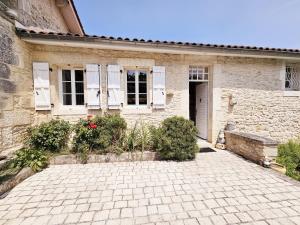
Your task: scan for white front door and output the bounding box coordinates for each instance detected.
[196,83,208,139]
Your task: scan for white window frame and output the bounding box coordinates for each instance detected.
[125,69,148,107]
[189,66,209,82]
[58,68,86,108]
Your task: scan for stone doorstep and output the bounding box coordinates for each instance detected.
[49,151,158,165]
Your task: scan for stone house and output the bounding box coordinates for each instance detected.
[1,0,300,155]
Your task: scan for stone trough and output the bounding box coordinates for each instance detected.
[225,131,278,166]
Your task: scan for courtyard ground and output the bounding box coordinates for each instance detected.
[0,150,300,225]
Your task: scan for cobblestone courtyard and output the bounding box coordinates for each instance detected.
[1,151,300,225]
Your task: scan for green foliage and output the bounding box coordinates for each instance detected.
[11,148,48,172]
[27,120,71,152]
[277,140,300,181]
[72,114,127,155]
[154,116,198,161]
[0,160,20,184]
[124,121,154,153]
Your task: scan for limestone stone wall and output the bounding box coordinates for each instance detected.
[214,57,300,143]
[1,0,69,32]
[225,131,278,164]
[0,16,34,154]
[0,0,70,154]
[30,45,216,128]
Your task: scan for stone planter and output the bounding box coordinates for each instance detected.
[225,131,278,165]
[50,151,158,165]
[0,167,34,197]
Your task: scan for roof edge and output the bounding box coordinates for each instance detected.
[69,0,84,35]
[16,28,300,59]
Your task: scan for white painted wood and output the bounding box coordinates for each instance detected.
[196,83,208,139]
[107,65,121,109]
[86,64,101,108]
[33,62,51,110]
[152,66,166,108]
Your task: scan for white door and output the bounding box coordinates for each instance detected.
[196,83,208,139]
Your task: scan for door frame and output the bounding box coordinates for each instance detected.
[189,80,209,140]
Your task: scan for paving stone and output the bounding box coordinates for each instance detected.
[0,151,300,224]
[65,212,82,223]
[80,211,95,222]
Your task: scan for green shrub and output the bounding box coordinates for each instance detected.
[72,114,127,154]
[277,140,300,181]
[154,116,198,161]
[11,148,48,172]
[27,120,71,152]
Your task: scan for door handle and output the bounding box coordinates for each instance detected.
[97,90,100,97]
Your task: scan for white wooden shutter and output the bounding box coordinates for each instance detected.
[107,65,121,109]
[152,66,166,108]
[86,64,101,109]
[33,62,51,110]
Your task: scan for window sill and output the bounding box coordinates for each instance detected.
[122,106,152,114]
[283,91,300,97]
[53,106,88,115]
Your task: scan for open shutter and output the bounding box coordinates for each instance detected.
[152,66,166,108]
[107,65,121,109]
[86,64,101,109]
[33,62,51,110]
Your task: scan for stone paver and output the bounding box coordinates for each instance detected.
[1,151,300,224]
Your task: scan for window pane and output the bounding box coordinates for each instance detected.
[127,94,136,105]
[127,70,135,81]
[62,70,71,81]
[63,94,72,105]
[62,82,72,93]
[75,82,84,94]
[139,83,147,93]
[127,83,135,93]
[76,94,84,105]
[139,94,147,105]
[139,71,147,81]
[75,70,84,81]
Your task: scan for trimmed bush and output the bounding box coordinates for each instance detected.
[72,114,127,155]
[155,116,198,161]
[27,120,71,152]
[11,148,48,172]
[277,140,300,181]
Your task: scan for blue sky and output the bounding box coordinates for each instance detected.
[74,0,300,49]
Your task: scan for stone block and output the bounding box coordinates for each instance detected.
[225,131,278,164]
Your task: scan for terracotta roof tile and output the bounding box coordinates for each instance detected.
[15,28,300,56]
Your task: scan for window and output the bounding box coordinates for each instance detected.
[126,70,147,106]
[189,66,209,81]
[286,65,300,91]
[61,69,84,106]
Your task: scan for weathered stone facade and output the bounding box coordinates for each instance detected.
[0,0,74,154]
[214,58,300,143]
[1,1,300,155]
